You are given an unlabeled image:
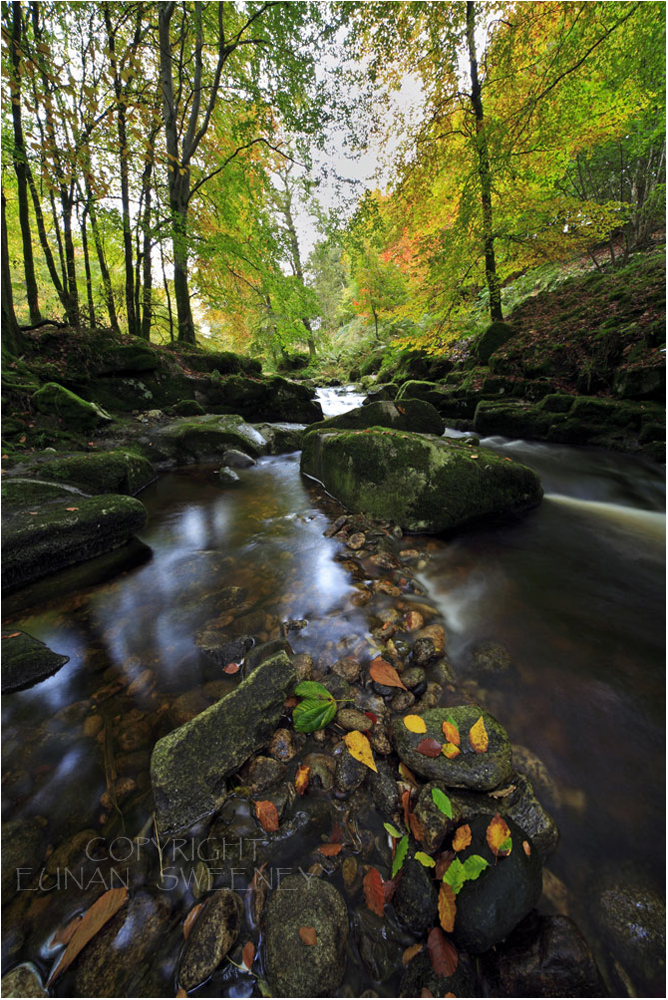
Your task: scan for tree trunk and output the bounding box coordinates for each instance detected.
[87,188,120,334]
[25,161,67,312]
[10,1,41,324]
[1,188,25,355]
[466,0,503,323]
[80,203,96,326]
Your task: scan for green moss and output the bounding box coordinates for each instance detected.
[27,449,155,495]
[32,382,112,431]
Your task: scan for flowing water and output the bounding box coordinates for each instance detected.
[1,386,665,996]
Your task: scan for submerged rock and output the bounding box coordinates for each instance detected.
[301,429,542,533]
[179,889,242,991]
[0,963,48,998]
[150,651,295,833]
[265,874,348,997]
[399,950,478,998]
[1,630,70,693]
[392,705,513,791]
[393,856,438,934]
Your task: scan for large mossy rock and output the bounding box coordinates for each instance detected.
[301,429,542,533]
[304,399,445,437]
[476,321,516,364]
[205,374,323,423]
[150,651,296,833]
[1,479,148,593]
[265,875,348,997]
[392,705,513,790]
[141,414,268,466]
[20,449,154,495]
[32,382,112,432]
[93,340,159,375]
[1,630,70,693]
[178,889,243,990]
[395,380,479,420]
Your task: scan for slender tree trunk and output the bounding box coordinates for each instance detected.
[80,203,96,326]
[25,161,67,312]
[60,183,80,326]
[466,0,503,323]
[371,304,379,340]
[2,188,25,355]
[10,1,41,324]
[159,239,174,342]
[87,188,120,334]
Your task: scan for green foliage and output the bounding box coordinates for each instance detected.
[442,854,489,894]
[431,787,453,819]
[292,681,337,733]
[391,834,409,878]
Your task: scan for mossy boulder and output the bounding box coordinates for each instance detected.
[150,651,296,833]
[474,400,552,439]
[32,382,112,432]
[169,399,206,417]
[1,630,70,693]
[362,383,398,405]
[253,422,305,454]
[204,374,322,423]
[396,380,478,420]
[21,450,154,495]
[476,321,516,364]
[141,414,267,466]
[304,399,445,437]
[613,363,665,401]
[301,429,542,533]
[392,705,513,790]
[1,479,148,593]
[93,340,159,375]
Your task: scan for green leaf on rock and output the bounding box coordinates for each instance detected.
[462,854,489,881]
[415,851,436,868]
[431,787,453,819]
[294,680,334,701]
[293,697,337,733]
[384,822,402,839]
[442,857,467,894]
[391,834,409,878]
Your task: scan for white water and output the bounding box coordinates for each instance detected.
[315,384,366,416]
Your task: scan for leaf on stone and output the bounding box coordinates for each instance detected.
[415,851,436,868]
[299,926,317,946]
[523,840,531,856]
[2,632,21,639]
[369,657,407,689]
[404,611,424,630]
[427,926,459,978]
[486,814,513,857]
[489,784,516,799]
[223,662,240,674]
[403,714,427,733]
[47,887,128,984]
[255,800,279,833]
[416,738,443,758]
[384,821,402,839]
[452,825,472,852]
[408,812,426,842]
[401,788,412,828]
[435,850,455,881]
[294,680,334,701]
[462,854,489,881]
[392,834,409,878]
[317,843,343,856]
[468,715,489,754]
[293,697,337,733]
[442,857,467,895]
[431,787,453,818]
[176,990,187,998]
[49,914,82,948]
[295,764,310,796]
[442,718,460,746]
[241,940,255,970]
[183,902,204,940]
[441,742,461,759]
[399,762,420,787]
[343,730,377,771]
[383,878,397,904]
[402,942,424,965]
[438,881,457,933]
[363,866,385,917]
[364,710,378,725]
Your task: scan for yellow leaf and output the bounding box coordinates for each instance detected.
[441,742,461,759]
[438,882,457,933]
[486,813,513,857]
[452,824,472,852]
[469,715,489,754]
[442,719,460,746]
[403,714,427,734]
[344,730,377,772]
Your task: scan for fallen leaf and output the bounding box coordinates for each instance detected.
[452,825,472,852]
[442,718,460,746]
[369,657,407,689]
[489,784,516,799]
[49,914,82,948]
[415,851,436,868]
[363,867,385,917]
[427,926,459,978]
[404,611,424,630]
[469,715,489,754]
[48,887,128,984]
[364,710,378,725]
[431,788,453,818]
[255,800,280,832]
[2,632,21,639]
[438,882,457,933]
[435,849,455,880]
[396,403,407,415]
[384,821,402,839]
[441,742,461,759]
[343,730,377,771]
[295,764,310,796]
[470,454,479,459]
[399,762,420,787]
[392,834,409,878]
[183,902,204,940]
[223,662,240,674]
[416,738,443,757]
[486,813,513,857]
[403,714,427,733]
[28,511,38,515]
[383,878,396,904]
[299,925,317,946]
[401,788,412,828]
[317,843,343,856]
[65,507,79,512]
[523,840,531,856]
[176,990,187,998]
[408,812,426,842]
[242,940,255,970]
[402,942,423,965]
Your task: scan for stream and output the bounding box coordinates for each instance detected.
[1,385,665,996]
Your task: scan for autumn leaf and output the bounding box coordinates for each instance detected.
[431,788,453,819]
[392,834,409,878]
[452,825,472,852]
[469,715,489,754]
[402,942,423,965]
[399,762,420,787]
[299,926,317,946]
[2,632,21,639]
[438,882,457,933]
[343,730,377,771]
[427,926,459,978]
[255,800,280,832]
[369,657,407,689]
[415,851,436,868]
[223,662,240,674]
[363,867,385,917]
[442,718,460,746]
[183,902,204,940]
[65,506,79,512]
[523,840,532,856]
[403,714,427,733]
[404,611,424,630]
[48,887,128,984]
[317,843,343,856]
[416,738,443,758]
[49,915,82,948]
[441,742,461,759]
[384,821,402,839]
[486,814,513,857]
[242,940,255,970]
[408,812,426,842]
[295,764,310,796]
[401,788,412,828]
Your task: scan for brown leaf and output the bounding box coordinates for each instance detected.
[408,812,426,842]
[299,925,317,946]
[435,849,455,881]
[486,813,513,857]
[176,990,187,998]
[401,788,412,828]
[399,762,420,787]
[402,942,424,965]
[2,632,21,639]
[317,843,343,856]
[65,506,79,512]
[49,914,82,948]
[383,878,396,904]
[404,610,424,630]
[48,887,128,984]
[183,902,204,940]
[468,715,489,754]
[438,882,457,933]
[452,825,472,852]
[363,867,385,917]
[242,940,255,970]
[223,662,240,674]
[416,738,443,758]
[442,719,460,746]
[427,925,459,978]
[295,764,310,796]
[369,656,407,689]
[255,800,279,832]
[523,840,531,856]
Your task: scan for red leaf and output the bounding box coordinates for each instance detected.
[330,822,343,844]
[317,843,343,856]
[242,940,255,970]
[416,738,443,757]
[401,788,412,828]
[255,800,279,832]
[364,710,378,725]
[299,925,317,946]
[223,662,240,674]
[363,867,385,917]
[427,926,459,978]
[383,878,396,904]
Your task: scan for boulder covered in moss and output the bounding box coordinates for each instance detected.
[20,449,154,495]
[301,428,542,533]
[476,321,517,364]
[304,399,445,437]
[93,340,159,375]
[32,382,112,432]
[204,374,323,423]
[169,399,206,417]
[139,414,268,466]
[1,630,70,693]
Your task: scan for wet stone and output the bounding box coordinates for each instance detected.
[399,950,478,998]
[368,761,399,819]
[336,707,372,731]
[411,637,437,667]
[335,748,368,794]
[268,727,297,762]
[246,638,292,673]
[302,753,336,791]
[414,781,461,853]
[393,856,439,935]
[1,630,70,694]
[0,963,48,998]
[222,448,256,468]
[246,755,286,791]
[179,888,242,991]
[292,652,314,682]
[331,656,361,682]
[390,690,415,713]
[218,466,240,484]
[400,666,427,689]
